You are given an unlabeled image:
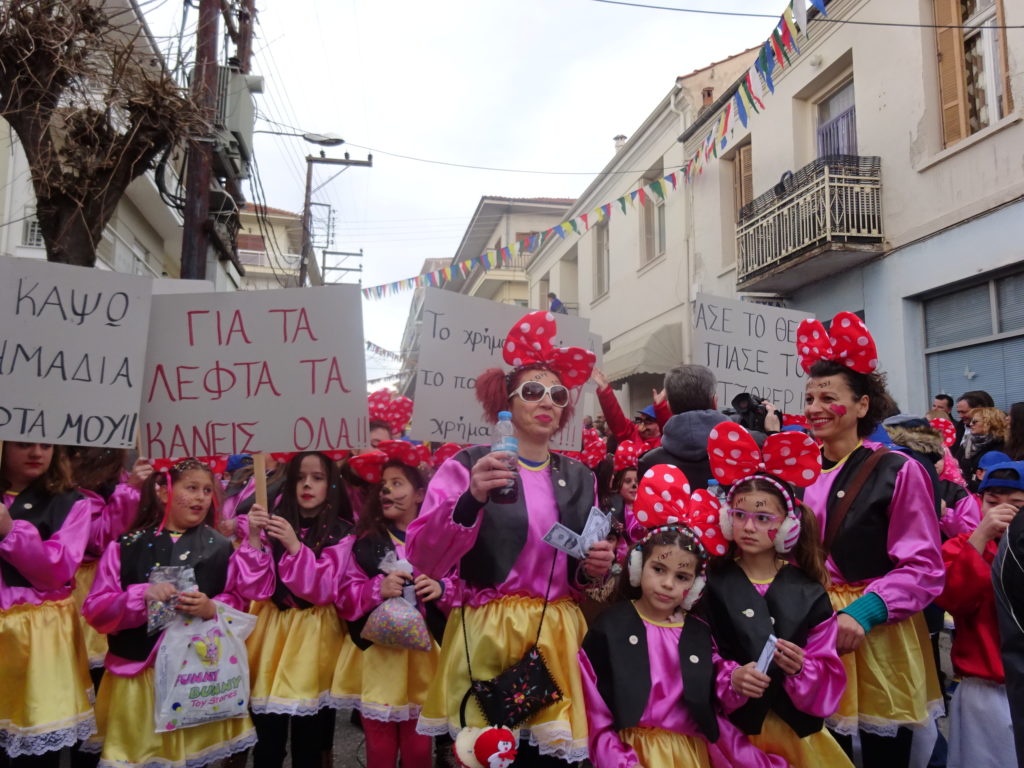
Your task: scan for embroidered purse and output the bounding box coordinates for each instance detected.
[461,553,563,728]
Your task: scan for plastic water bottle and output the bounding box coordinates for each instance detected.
[707,478,728,507]
[490,411,519,504]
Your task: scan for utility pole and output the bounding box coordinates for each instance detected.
[180,0,219,280]
[299,154,372,286]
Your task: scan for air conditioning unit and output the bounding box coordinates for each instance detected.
[212,67,263,181]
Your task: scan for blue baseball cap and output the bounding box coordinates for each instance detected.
[636,405,657,420]
[978,451,1012,471]
[979,461,1024,492]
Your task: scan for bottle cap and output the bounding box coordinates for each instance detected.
[498,411,512,420]
[707,479,719,487]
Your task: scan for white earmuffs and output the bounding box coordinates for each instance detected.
[719,507,733,541]
[774,515,801,554]
[627,548,643,587]
[681,574,706,611]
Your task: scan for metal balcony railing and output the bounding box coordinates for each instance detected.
[736,155,883,285]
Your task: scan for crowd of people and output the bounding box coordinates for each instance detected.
[2,307,1024,768]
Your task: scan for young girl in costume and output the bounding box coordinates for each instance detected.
[700,425,852,768]
[796,312,943,767]
[407,310,615,765]
[333,441,452,768]
[606,440,640,542]
[82,458,261,767]
[579,464,787,768]
[0,442,100,767]
[239,451,354,768]
[219,453,287,538]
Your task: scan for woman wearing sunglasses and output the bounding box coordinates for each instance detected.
[796,313,943,768]
[407,310,615,766]
[963,407,1010,493]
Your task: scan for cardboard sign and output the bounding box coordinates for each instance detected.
[409,289,601,451]
[0,257,153,448]
[140,285,368,458]
[692,293,811,413]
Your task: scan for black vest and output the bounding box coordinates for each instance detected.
[703,561,834,737]
[0,485,83,589]
[453,446,594,587]
[346,532,447,651]
[269,518,352,611]
[824,447,913,582]
[581,601,719,742]
[107,525,232,662]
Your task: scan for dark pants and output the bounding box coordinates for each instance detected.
[832,726,914,768]
[252,708,336,768]
[512,741,578,766]
[0,753,60,768]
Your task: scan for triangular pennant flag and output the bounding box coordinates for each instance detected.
[734,91,748,128]
[602,203,613,219]
[744,71,765,111]
[664,173,677,191]
[555,224,566,239]
[581,213,590,231]
[569,219,580,235]
[809,0,826,15]
[637,188,647,207]
[792,0,807,33]
[781,9,800,54]
[617,197,627,215]
[650,179,666,199]
[772,30,790,66]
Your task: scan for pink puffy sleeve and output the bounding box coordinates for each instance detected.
[278,537,354,606]
[433,572,460,615]
[782,613,846,717]
[865,458,945,622]
[0,496,95,592]
[941,494,981,539]
[87,483,141,556]
[578,648,641,768]
[228,540,276,602]
[220,478,255,521]
[335,548,384,621]
[406,458,483,580]
[83,541,148,634]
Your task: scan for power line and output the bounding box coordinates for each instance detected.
[588,0,1024,29]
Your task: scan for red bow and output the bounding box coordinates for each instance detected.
[613,440,642,472]
[580,437,607,469]
[796,311,878,375]
[347,440,430,483]
[152,455,227,475]
[502,310,596,388]
[707,425,821,487]
[782,414,809,430]
[431,442,464,469]
[634,465,729,557]
[368,389,414,437]
[930,418,957,448]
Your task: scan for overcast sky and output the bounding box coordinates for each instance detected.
[146,0,789,383]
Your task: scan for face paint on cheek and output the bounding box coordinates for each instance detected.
[829,404,847,416]
[767,527,779,542]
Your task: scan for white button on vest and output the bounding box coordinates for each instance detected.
[628,635,639,645]
[22,503,32,510]
[742,608,754,618]
[837,490,846,498]
[558,479,567,487]
[689,655,699,664]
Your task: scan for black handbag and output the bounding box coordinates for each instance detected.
[460,553,563,728]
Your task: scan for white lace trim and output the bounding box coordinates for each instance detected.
[826,698,945,738]
[95,727,256,768]
[357,701,421,723]
[325,694,361,712]
[414,716,589,763]
[0,716,97,758]
[249,691,334,716]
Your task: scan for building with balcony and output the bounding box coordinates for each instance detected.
[443,196,575,306]
[524,49,759,414]
[680,0,1023,412]
[236,203,303,290]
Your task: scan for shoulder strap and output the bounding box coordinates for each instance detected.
[823,447,889,553]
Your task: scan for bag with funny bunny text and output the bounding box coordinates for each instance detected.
[153,602,257,732]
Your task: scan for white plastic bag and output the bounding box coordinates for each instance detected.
[153,602,257,733]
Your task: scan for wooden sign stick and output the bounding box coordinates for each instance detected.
[253,453,268,510]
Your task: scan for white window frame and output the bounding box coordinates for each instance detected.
[962,1,1005,131]
[21,213,44,248]
[594,220,610,299]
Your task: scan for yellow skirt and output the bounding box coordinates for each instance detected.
[246,601,343,715]
[0,597,95,757]
[621,727,710,766]
[748,711,853,768]
[330,628,440,722]
[417,596,589,764]
[85,667,255,767]
[827,584,943,737]
[73,559,109,669]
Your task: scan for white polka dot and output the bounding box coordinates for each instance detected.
[802,469,816,480]
[663,473,675,483]
[507,341,516,351]
[780,446,791,457]
[728,431,740,442]
[799,335,807,343]
[785,458,797,466]
[812,330,820,339]
[725,458,737,466]
[654,502,664,513]
[750,450,760,458]
[520,323,531,333]
[713,448,725,457]
[569,369,577,379]
[549,335,557,345]
[730,449,741,459]
[644,486,655,495]
[707,514,715,523]
[573,353,582,360]
[857,336,869,346]
[513,357,523,366]
[644,469,655,478]
[532,341,542,350]
[716,544,727,555]
[715,468,725,476]
[661,490,672,501]
[841,318,851,327]
[637,511,648,522]
[682,483,691,494]
[710,428,719,440]
[693,526,703,536]
[869,359,878,368]
[545,312,554,322]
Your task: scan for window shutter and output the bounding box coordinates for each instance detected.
[734,144,753,222]
[995,0,1014,115]
[934,0,968,147]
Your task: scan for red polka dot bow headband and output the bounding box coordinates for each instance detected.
[367,389,414,437]
[707,425,821,554]
[431,442,465,469]
[796,311,878,375]
[930,418,957,448]
[152,455,227,475]
[502,310,596,389]
[579,432,608,469]
[613,440,642,473]
[630,464,726,609]
[347,440,430,484]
